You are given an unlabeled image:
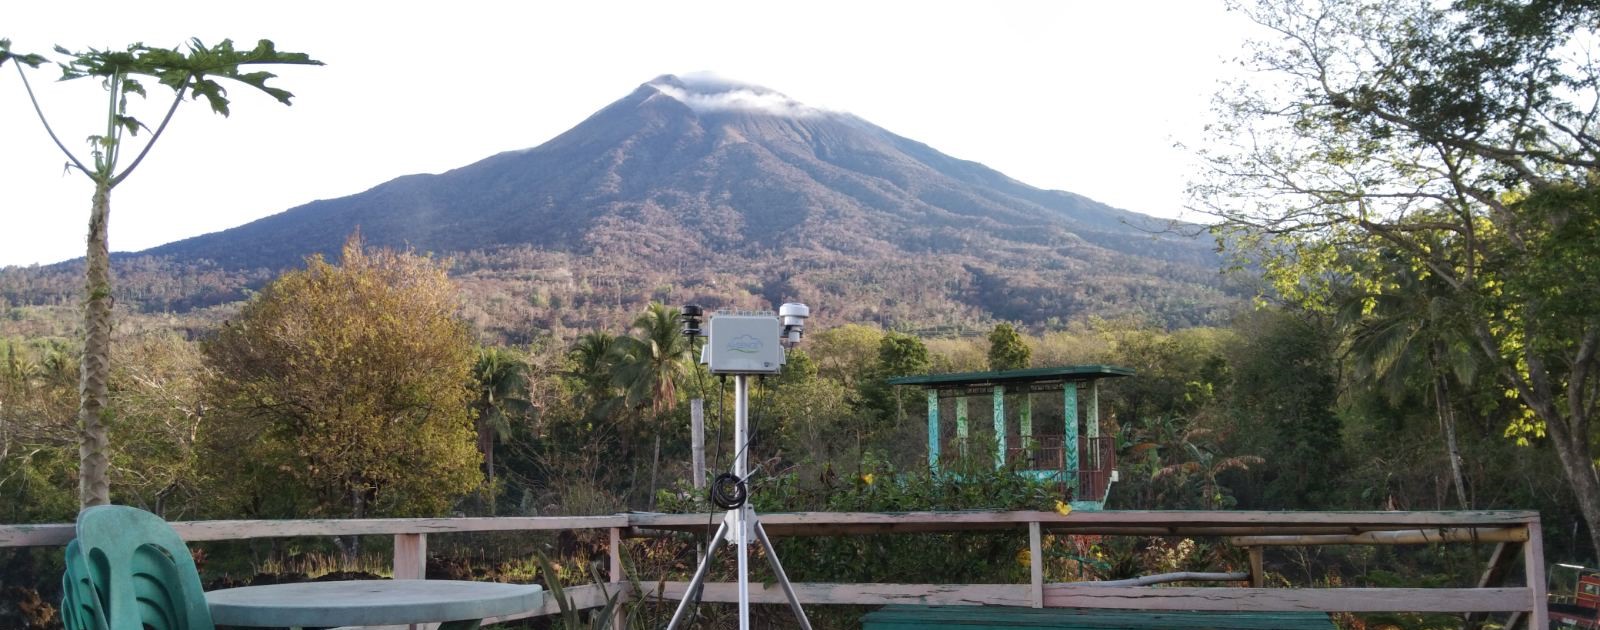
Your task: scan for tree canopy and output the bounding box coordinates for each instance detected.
[1193,0,1600,555]
[198,237,479,519]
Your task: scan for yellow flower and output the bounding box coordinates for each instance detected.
[1016,548,1031,567]
[1054,500,1073,516]
[862,473,876,486]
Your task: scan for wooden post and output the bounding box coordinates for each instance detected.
[393,533,426,579]
[1029,521,1044,608]
[1523,521,1547,629]
[610,527,623,583]
[994,385,1007,470]
[691,399,706,490]
[1248,546,1265,588]
[927,390,940,472]
[610,526,625,630]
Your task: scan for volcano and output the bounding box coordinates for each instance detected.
[8,75,1232,331]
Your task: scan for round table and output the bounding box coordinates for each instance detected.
[206,579,543,630]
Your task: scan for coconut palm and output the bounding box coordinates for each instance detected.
[1337,251,1478,509]
[471,346,532,506]
[610,302,692,509]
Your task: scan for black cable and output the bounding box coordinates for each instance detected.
[709,472,747,509]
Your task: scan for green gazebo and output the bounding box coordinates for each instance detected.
[887,365,1133,510]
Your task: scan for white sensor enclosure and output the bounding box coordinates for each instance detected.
[704,312,785,374]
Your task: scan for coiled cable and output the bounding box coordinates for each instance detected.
[709,472,747,509]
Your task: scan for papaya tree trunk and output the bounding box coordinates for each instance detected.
[78,180,113,508]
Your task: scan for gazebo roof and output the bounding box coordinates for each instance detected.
[886,365,1134,389]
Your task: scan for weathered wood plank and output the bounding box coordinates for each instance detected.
[0,523,74,547]
[649,581,1033,607]
[648,582,1531,613]
[628,510,1539,537]
[2,511,1537,549]
[1029,521,1044,608]
[1044,585,1532,612]
[1229,527,1529,546]
[1524,522,1547,629]
[393,533,426,579]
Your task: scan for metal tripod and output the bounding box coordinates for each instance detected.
[664,374,812,630]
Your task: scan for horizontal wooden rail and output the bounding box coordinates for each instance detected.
[0,509,1545,625]
[646,582,1534,613]
[0,515,628,547]
[1230,527,1529,547]
[628,509,1540,538]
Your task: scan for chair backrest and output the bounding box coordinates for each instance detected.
[61,540,108,630]
[71,505,215,630]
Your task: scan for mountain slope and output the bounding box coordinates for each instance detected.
[7,75,1234,334]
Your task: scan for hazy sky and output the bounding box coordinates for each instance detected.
[0,1,1256,267]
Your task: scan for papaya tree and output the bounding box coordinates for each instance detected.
[1,38,319,507]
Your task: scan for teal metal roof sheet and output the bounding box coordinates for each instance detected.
[886,365,1135,388]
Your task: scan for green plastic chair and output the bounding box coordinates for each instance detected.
[61,540,108,630]
[66,505,215,630]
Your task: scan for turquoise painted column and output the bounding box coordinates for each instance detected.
[927,390,940,472]
[956,397,969,459]
[1065,384,1079,484]
[993,385,1006,470]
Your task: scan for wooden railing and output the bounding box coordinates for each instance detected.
[0,510,1550,628]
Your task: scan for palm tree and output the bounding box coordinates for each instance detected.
[1338,252,1478,509]
[568,332,620,412]
[610,302,692,509]
[471,346,532,512]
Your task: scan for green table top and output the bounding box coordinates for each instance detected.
[205,579,543,628]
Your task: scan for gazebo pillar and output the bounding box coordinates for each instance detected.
[1065,383,1079,484]
[927,390,940,471]
[993,385,1006,470]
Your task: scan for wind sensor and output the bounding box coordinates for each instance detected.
[668,303,813,630]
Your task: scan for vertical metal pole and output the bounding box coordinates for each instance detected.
[734,374,751,630]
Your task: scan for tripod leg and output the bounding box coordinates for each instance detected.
[665,518,730,630]
[753,520,814,630]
